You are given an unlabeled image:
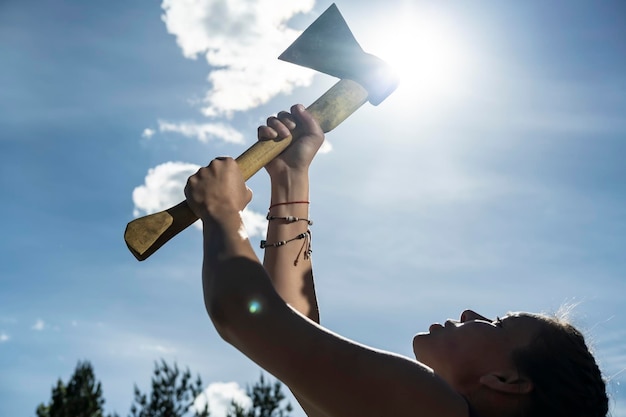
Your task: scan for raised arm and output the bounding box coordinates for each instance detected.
[260,104,324,323]
[259,105,325,415]
[184,148,467,417]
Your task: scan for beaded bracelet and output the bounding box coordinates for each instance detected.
[266,214,313,225]
[260,231,308,248]
[260,229,312,266]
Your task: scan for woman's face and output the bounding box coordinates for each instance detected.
[413,310,541,389]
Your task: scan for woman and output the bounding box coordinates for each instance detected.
[184,104,608,417]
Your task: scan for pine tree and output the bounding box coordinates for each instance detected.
[226,374,292,417]
[129,359,209,417]
[37,359,293,417]
[36,361,116,417]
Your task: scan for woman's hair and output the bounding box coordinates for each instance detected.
[511,313,609,417]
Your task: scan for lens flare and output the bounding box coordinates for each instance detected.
[248,300,262,314]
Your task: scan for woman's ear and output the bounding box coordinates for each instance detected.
[479,372,533,395]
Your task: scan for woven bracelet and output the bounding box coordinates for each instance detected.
[266,214,313,226]
[260,231,308,249]
[260,229,312,266]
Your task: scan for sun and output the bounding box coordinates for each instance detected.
[364,6,473,106]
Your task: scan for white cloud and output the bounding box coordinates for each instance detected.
[193,382,252,417]
[0,333,9,343]
[32,319,45,331]
[142,128,156,139]
[139,344,176,354]
[132,1,323,233]
[132,161,200,218]
[318,140,332,154]
[86,322,181,359]
[161,0,316,117]
[241,208,267,238]
[158,120,245,144]
[132,161,267,236]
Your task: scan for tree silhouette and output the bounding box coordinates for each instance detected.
[37,360,294,417]
[36,360,116,417]
[227,374,292,417]
[129,359,209,417]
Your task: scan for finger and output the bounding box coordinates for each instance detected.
[207,156,233,170]
[257,125,278,140]
[267,116,291,138]
[276,111,297,130]
[208,157,225,167]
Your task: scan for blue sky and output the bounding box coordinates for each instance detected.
[1,1,625,416]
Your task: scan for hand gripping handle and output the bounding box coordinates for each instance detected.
[124,79,368,261]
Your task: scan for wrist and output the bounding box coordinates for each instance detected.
[199,203,242,226]
[268,166,308,182]
[269,171,310,204]
[268,200,310,210]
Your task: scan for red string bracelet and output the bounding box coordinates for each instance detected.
[268,200,310,209]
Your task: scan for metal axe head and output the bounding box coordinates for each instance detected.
[279,3,399,106]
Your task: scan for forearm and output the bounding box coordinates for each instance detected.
[263,170,319,323]
[201,211,261,326]
[263,171,327,417]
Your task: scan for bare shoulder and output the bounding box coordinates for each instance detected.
[294,333,469,417]
[214,265,468,417]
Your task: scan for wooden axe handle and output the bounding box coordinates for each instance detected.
[125,79,369,261]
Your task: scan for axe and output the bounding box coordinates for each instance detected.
[124,3,398,261]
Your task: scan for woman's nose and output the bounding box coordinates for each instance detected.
[460,309,490,322]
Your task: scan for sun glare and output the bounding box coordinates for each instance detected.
[365,7,473,106]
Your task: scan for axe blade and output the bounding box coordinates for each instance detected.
[279,3,398,105]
